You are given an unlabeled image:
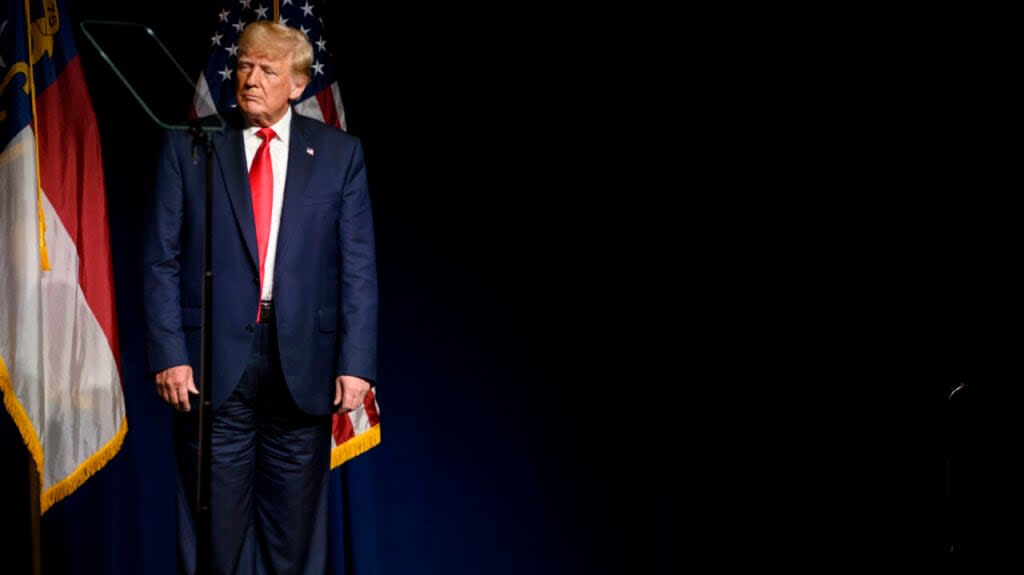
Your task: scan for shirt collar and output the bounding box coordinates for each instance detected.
[244,106,292,145]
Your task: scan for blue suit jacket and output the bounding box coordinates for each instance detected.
[142,107,378,415]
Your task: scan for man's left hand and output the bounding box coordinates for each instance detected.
[333,375,371,413]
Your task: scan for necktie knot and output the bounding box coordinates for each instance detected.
[256,127,276,145]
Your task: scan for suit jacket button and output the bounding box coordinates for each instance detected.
[246,324,255,332]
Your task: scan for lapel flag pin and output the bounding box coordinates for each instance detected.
[306,147,315,156]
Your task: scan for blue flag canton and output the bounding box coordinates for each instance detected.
[1,0,77,148]
[202,0,336,112]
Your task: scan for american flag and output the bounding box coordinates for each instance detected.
[192,0,380,468]
[192,0,345,130]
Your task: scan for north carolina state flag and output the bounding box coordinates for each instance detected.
[0,0,127,513]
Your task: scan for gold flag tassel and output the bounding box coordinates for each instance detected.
[24,0,54,271]
[37,191,50,270]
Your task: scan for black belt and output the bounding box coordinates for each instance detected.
[258,300,275,324]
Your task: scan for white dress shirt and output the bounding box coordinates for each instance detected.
[243,107,292,301]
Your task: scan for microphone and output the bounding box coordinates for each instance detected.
[948,382,966,401]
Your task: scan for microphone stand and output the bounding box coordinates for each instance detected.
[79,21,224,575]
[189,123,215,575]
[945,382,966,560]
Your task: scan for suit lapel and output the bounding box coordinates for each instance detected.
[212,109,259,270]
[275,112,315,265]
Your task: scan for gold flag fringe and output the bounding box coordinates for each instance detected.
[330,424,381,469]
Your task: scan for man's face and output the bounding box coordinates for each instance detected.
[235,50,307,127]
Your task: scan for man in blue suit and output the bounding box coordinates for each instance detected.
[142,20,377,575]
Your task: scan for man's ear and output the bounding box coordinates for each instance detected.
[290,77,309,100]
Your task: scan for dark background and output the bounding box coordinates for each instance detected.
[1,1,989,573]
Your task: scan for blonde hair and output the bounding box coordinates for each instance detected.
[238,20,313,80]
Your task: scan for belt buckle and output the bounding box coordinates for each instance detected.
[259,300,274,323]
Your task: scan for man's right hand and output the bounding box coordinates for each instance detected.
[155,365,199,412]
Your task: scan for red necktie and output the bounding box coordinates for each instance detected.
[250,127,275,318]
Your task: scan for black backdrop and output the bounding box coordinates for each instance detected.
[3,2,989,573]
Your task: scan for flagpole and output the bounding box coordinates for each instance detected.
[22,0,44,571]
[27,455,41,575]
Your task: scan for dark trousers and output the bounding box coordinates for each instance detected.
[173,320,331,575]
